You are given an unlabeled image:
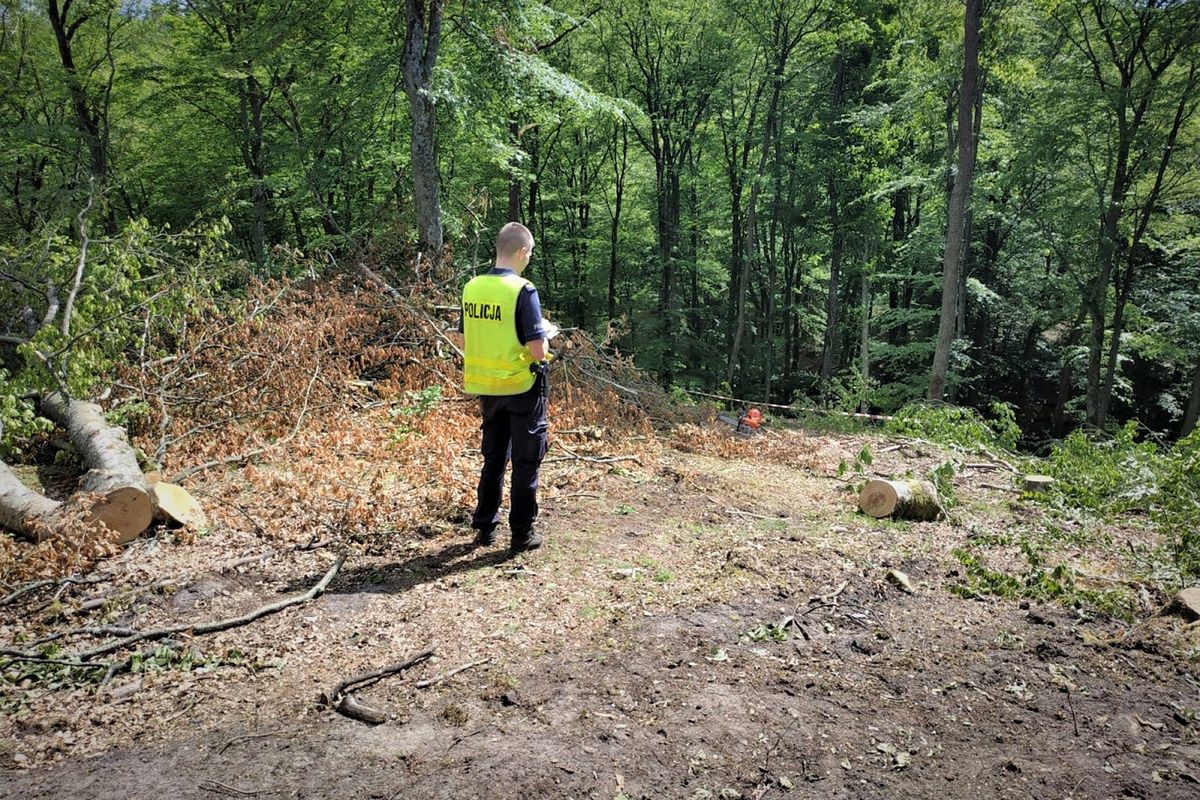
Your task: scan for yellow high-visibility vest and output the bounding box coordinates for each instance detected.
[462,273,537,396]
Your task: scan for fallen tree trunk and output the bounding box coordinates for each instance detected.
[858,479,943,521]
[39,392,152,543]
[0,462,63,541]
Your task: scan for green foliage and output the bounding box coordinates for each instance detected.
[742,622,791,644]
[390,385,443,440]
[0,218,235,456]
[668,385,697,406]
[929,461,957,509]
[837,443,875,493]
[951,541,1131,619]
[1153,431,1200,580]
[0,378,51,459]
[885,401,1021,452]
[1034,425,1200,581]
[1043,422,1161,515]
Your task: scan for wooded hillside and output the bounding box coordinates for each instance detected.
[2,0,1199,445]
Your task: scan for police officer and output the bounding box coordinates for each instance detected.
[459,222,551,554]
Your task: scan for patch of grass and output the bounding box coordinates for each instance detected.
[615,504,636,516]
[653,568,676,583]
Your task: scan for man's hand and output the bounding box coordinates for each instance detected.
[528,338,548,362]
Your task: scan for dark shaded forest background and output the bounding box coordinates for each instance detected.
[2,0,1199,451]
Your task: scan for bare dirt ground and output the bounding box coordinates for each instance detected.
[2,430,1199,800]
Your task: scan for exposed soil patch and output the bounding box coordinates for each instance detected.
[3,439,1199,799]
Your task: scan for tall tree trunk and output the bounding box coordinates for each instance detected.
[401,0,444,253]
[1093,59,1197,426]
[1051,303,1089,435]
[1097,264,1134,424]
[1182,361,1200,439]
[821,174,842,391]
[928,0,981,401]
[47,1,107,183]
[726,58,786,389]
[607,126,627,323]
[820,53,846,394]
[859,240,875,415]
[245,74,268,265]
[508,120,521,221]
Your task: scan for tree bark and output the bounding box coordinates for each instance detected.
[820,53,847,392]
[401,0,444,253]
[859,240,875,415]
[929,0,981,401]
[47,1,107,182]
[1182,361,1200,439]
[0,462,63,542]
[607,125,628,323]
[40,392,152,543]
[858,479,942,521]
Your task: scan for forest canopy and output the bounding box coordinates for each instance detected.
[2,0,1199,448]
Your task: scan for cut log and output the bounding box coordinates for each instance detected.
[858,479,943,521]
[151,482,208,529]
[1023,475,1055,493]
[39,392,152,543]
[0,461,63,542]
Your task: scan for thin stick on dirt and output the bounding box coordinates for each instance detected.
[0,579,55,607]
[727,508,787,521]
[72,555,346,661]
[415,656,490,689]
[198,778,268,796]
[808,581,849,605]
[1065,689,1079,736]
[169,448,268,484]
[328,648,435,700]
[0,574,109,607]
[546,441,642,466]
[0,655,108,669]
[218,727,304,754]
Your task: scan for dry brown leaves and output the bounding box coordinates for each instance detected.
[0,511,121,581]
[0,270,715,581]
[668,422,841,473]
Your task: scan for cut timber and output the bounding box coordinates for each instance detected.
[39,392,152,543]
[0,461,63,541]
[858,479,943,521]
[151,482,208,529]
[1023,475,1055,493]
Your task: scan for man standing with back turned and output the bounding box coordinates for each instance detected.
[460,222,552,555]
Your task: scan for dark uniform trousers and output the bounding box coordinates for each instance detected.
[471,382,548,536]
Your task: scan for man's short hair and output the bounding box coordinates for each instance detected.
[496,222,534,259]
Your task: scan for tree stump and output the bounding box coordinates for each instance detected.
[1023,475,1055,493]
[858,479,943,521]
[39,392,152,543]
[151,482,208,529]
